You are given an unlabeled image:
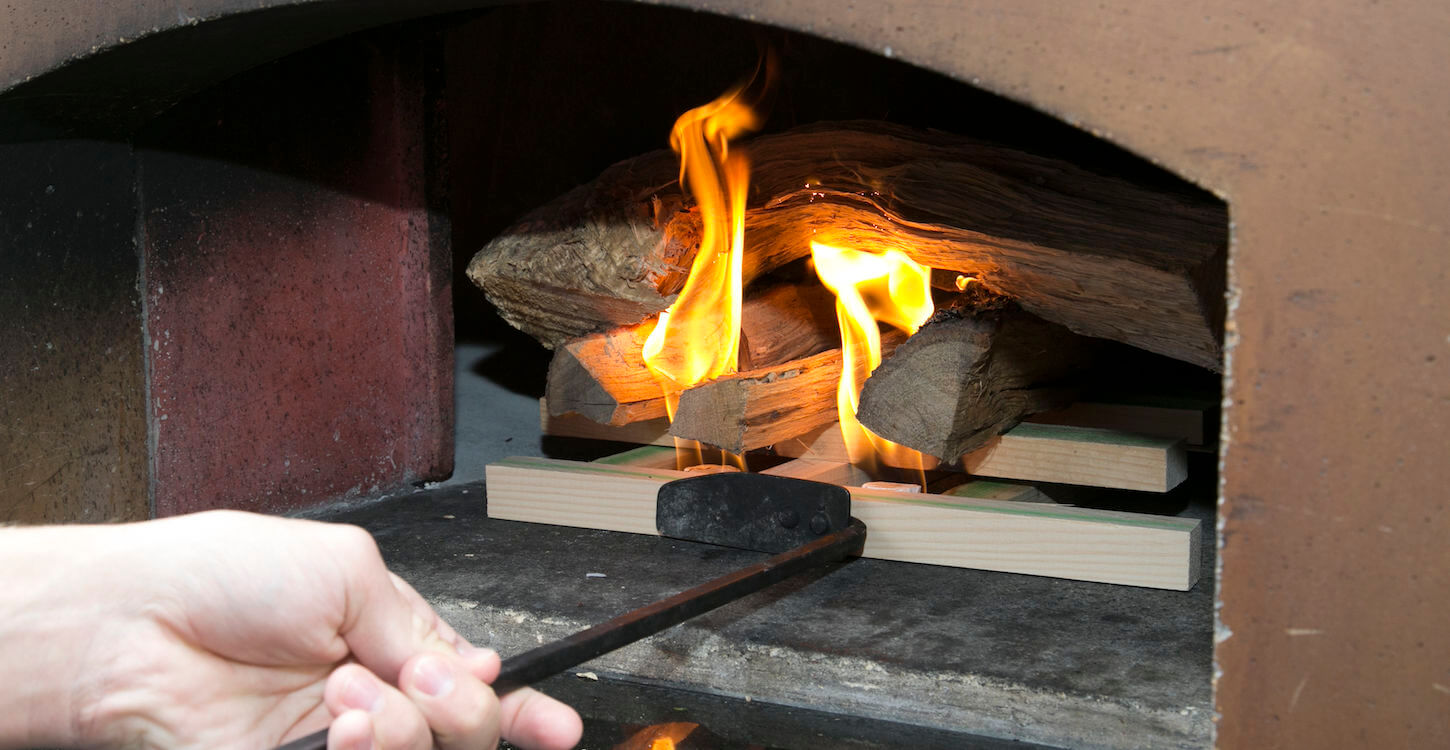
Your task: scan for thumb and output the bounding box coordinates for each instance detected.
[328,525,454,683]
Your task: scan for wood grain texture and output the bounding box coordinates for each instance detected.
[546,322,668,425]
[962,423,1187,492]
[759,458,872,486]
[545,282,847,426]
[485,456,1202,590]
[856,305,1096,459]
[468,121,1225,368]
[668,332,906,454]
[539,398,673,446]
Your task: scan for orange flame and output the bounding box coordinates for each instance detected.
[614,722,699,750]
[810,240,934,469]
[642,86,760,416]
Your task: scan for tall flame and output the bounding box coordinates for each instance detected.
[642,87,761,416]
[810,241,934,468]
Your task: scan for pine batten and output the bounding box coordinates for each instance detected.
[850,487,1201,590]
[962,423,1188,492]
[484,456,1202,590]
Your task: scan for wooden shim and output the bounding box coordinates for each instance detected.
[962,423,1188,492]
[469,121,1225,368]
[760,458,872,486]
[592,444,680,469]
[485,456,1202,590]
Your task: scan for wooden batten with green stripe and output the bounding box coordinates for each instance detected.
[485,456,1202,590]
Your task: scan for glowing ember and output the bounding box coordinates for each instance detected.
[810,240,934,469]
[613,722,699,750]
[642,86,761,416]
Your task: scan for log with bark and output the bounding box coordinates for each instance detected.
[546,280,841,425]
[855,303,1099,459]
[468,120,1225,369]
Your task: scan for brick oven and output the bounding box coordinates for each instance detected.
[1,1,1445,748]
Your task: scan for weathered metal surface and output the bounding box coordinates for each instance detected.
[0,0,1444,745]
[138,35,453,516]
[0,141,150,523]
[657,473,851,554]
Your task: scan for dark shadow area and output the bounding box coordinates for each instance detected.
[467,305,552,398]
[445,1,1226,338]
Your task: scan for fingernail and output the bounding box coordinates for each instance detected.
[341,674,383,713]
[412,654,455,698]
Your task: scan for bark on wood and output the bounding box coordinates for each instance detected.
[546,282,846,425]
[855,306,1098,459]
[468,121,1225,368]
[668,331,906,454]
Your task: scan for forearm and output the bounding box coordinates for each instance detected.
[0,524,134,749]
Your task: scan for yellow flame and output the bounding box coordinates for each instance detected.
[810,241,934,469]
[643,87,760,415]
[642,84,762,471]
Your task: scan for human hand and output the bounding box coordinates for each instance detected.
[0,510,581,750]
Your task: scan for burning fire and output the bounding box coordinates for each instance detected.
[642,85,760,416]
[646,70,934,472]
[810,241,935,468]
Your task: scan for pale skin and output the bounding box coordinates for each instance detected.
[0,510,583,750]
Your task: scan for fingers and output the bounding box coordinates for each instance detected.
[453,632,579,750]
[326,709,376,750]
[328,654,507,750]
[324,663,429,750]
[497,689,583,750]
[398,652,501,750]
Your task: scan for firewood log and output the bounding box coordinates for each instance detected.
[668,331,907,454]
[855,305,1098,459]
[546,281,845,425]
[468,121,1225,369]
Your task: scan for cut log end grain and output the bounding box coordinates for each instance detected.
[856,306,1098,459]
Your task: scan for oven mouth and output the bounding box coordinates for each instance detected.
[0,2,1227,747]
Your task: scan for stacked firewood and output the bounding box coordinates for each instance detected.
[468,121,1225,463]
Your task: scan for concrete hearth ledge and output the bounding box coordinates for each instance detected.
[314,482,1213,749]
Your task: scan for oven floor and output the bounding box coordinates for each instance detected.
[302,340,1214,749]
[313,483,1213,749]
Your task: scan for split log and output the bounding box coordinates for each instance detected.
[668,331,907,454]
[469,121,1225,369]
[855,305,1098,459]
[545,322,667,425]
[736,281,839,370]
[546,281,842,425]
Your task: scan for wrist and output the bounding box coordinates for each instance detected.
[0,524,142,749]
